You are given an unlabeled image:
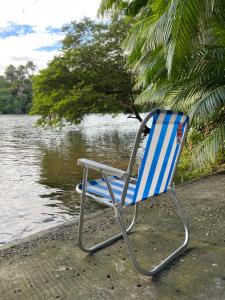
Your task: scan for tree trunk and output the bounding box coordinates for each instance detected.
[128,104,150,134]
[120,96,150,134]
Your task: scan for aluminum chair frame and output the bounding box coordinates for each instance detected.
[76,109,190,276]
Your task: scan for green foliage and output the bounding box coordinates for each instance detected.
[0,61,35,114]
[31,18,144,126]
[99,0,225,168]
[191,123,225,167]
[175,147,212,183]
[98,0,149,17]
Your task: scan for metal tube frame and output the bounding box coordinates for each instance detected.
[77,167,139,253]
[116,186,189,276]
[77,109,190,275]
[77,169,189,276]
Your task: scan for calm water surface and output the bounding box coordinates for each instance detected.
[0,114,142,244]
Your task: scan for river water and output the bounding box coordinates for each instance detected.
[0,114,142,244]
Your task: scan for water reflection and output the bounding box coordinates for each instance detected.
[0,114,142,244]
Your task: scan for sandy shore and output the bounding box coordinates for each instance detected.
[0,172,225,299]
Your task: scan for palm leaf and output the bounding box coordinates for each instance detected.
[192,122,225,167]
[135,84,170,104]
[189,86,225,122]
[98,0,124,16]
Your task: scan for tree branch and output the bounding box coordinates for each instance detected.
[120,97,150,134]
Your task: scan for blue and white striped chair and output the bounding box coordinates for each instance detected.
[76,109,189,276]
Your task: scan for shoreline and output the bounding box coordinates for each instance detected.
[0,173,225,299]
[1,168,224,253]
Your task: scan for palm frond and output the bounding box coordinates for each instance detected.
[189,86,225,122]
[125,0,149,16]
[138,0,204,75]
[168,89,202,112]
[135,82,172,105]
[192,122,225,167]
[98,0,124,17]
[134,46,166,85]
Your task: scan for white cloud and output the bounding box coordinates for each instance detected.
[0,0,101,74]
[0,31,62,73]
[0,0,101,29]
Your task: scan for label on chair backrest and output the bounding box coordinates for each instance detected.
[177,122,183,144]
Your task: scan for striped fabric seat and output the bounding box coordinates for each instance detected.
[78,176,136,206]
[77,110,188,207]
[132,110,188,205]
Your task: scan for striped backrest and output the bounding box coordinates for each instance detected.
[132,110,189,204]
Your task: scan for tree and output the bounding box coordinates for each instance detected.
[99,0,225,167]
[0,76,14,113]
[0,62,36,114]
[26,61,36,76]
[31,18,150,131]
[5,65,17,83]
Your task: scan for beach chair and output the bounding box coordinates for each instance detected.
[76,109,189,276]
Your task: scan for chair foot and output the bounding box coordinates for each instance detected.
[77,203,139,253]
[117,190,189,276]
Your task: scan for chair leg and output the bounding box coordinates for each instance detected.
[117,189,189,276]
[77,168,139,253]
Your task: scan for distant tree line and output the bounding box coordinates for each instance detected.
[0,61,35,114]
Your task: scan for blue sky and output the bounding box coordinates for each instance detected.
[0,0,101,74]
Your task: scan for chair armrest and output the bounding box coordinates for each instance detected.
[77,158,128,178]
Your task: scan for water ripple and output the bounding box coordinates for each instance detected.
[0,114,144,244]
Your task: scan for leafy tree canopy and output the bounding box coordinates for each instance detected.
[0,61,35,114]
[31,18,147,127]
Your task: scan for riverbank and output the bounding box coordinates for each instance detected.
[0,113,142,244]
[0,173,225,299]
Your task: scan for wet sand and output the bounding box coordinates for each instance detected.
[0,172,225,299]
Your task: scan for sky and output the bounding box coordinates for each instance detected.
[0,0,101,75]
